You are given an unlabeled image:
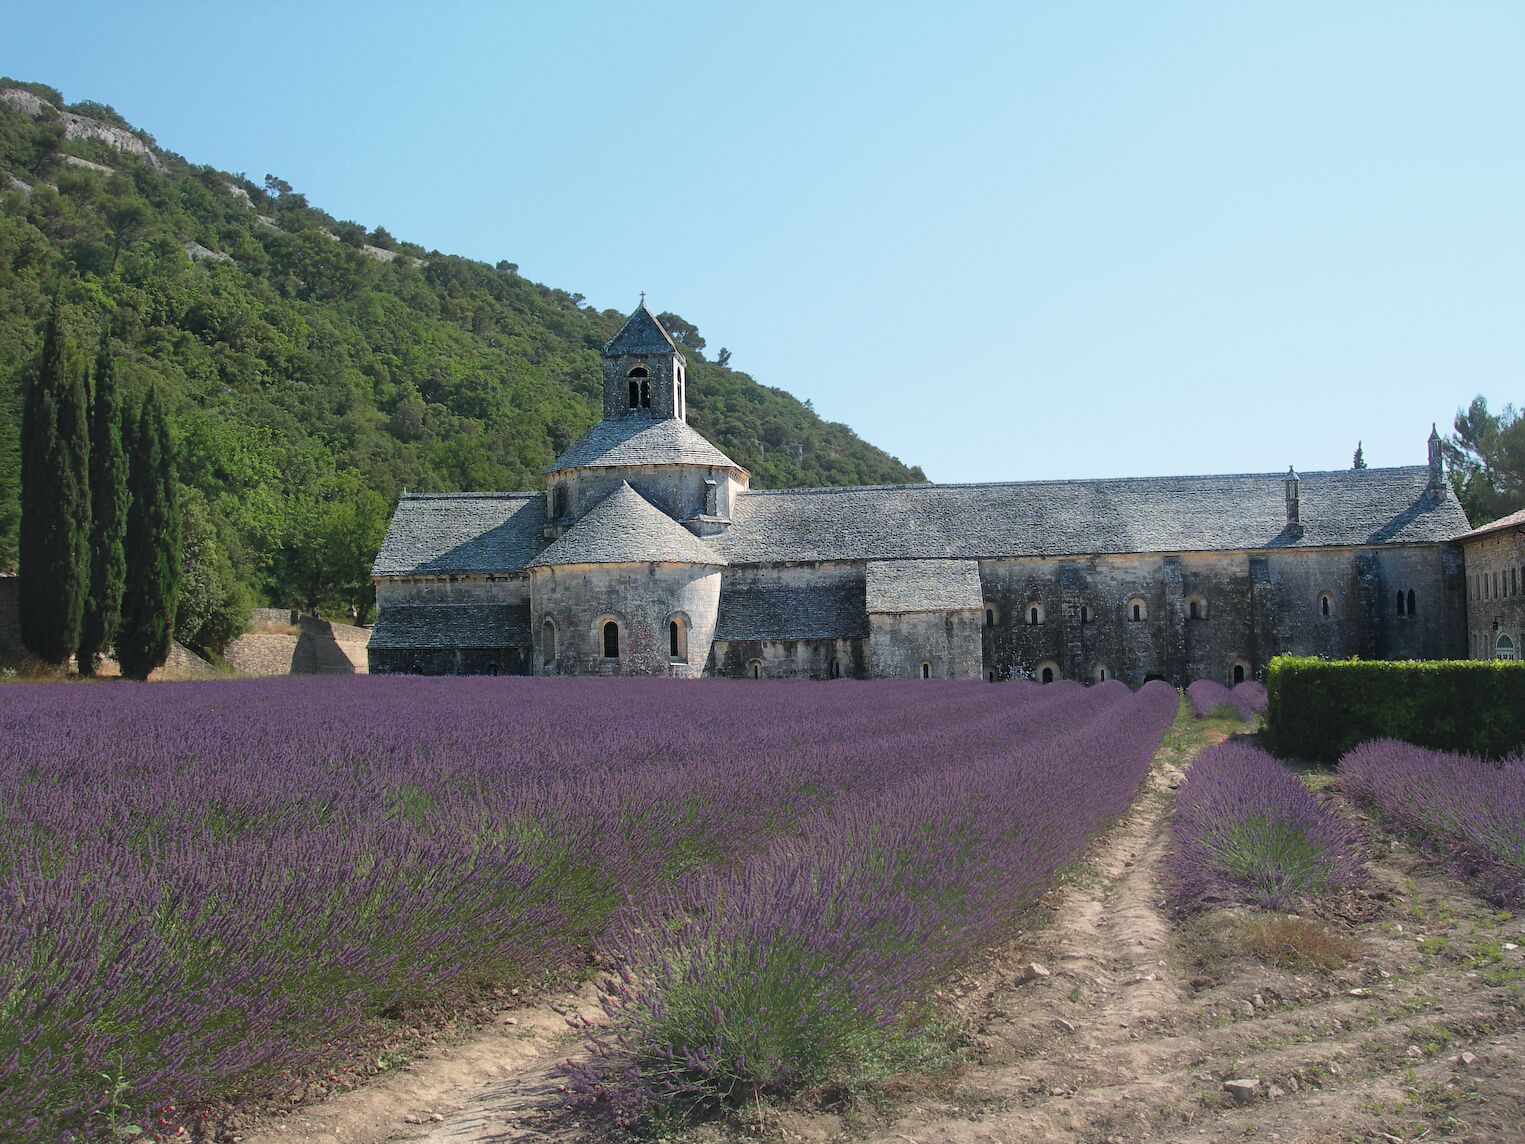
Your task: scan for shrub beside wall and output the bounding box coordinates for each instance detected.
[1264,657,1525,763]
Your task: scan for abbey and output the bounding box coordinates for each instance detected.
[369,305,1471,684]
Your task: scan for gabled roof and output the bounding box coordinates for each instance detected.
[368,602,531,649]
[605,303,678,355]
[528,483,727,568]
[865,560,983,613]
[549,416,743,474]
[711,466,1472,564]
[714,579,869,641]
[372,493,547,577]
[1458,505,1525,542]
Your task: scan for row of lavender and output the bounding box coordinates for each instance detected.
[0,676,1179,1139]
[1342,741,1525,909]
[1169,738,1523,914]
[1187,679,1268,721]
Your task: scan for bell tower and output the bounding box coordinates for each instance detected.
[602,301,688,422]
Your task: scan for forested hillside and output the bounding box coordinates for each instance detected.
[0,79,923,621]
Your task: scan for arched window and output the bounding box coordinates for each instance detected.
[920,662,931,679]
[1026,602,1044,626]
[602,621,620,659]
[485,662,499,676]
[1497,634,1517,661]
[668,617,687,662]
[1187,594,1207,621]
[1127,597,1147,622]
[542,618,557,666]
[1396,590,1406,616]
[1318,591,1334,617]
[627,379,640,408]
[1036,661,1059,684]
[749,659,762,679]
[627,365,649,379]
[1040,666,1054,684]
[1095,664,1110,683]
[830,658,842,679]
[984,604,996,628]
[1232,662,1247,685]
[1407,589,1416,616]
[1080,604,1092,624]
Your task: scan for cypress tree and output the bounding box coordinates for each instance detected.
[77,330,130,676]
[117,388,181,680]
[18,296,91,666]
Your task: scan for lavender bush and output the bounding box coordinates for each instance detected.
[0,676,1178,1138]
[1168,740,1363,911]
[1341,740,1525,908]
[1187,679,1268,720]
[561,679,1180,1127]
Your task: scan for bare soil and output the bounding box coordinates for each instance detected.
[236,718,1525,1144]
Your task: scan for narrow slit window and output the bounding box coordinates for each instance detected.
[921,662,931,679]
[1396,590,1406,616]
[1407,588,1416,616]
[669,620,681,659]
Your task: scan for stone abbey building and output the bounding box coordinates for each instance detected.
[370,304,1473,684]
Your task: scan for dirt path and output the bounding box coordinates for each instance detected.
[242,717,1525,1144]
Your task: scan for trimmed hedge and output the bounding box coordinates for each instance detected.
[1264,657,1525,763]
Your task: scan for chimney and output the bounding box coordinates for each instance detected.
[1284,465,1301,528]
[1428,424,1445,491]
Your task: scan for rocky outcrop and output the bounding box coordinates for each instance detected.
[0,87,160,167]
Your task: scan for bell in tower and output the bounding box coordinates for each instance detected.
[602,301,688,422]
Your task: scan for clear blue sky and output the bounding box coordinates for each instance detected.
[7,2,1523,482]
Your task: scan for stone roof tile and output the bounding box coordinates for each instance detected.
[529,483,727,568]
[372,493,546,577]
[1457,505,1525,542]
[549,416,742,474]
[714,580,868,641]
[865,560,983,613]
[368,602,531,649]
[712,467,1470,563]
[605,303,678,355]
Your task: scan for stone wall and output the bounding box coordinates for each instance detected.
[370,646,528,676]
[711,637,865,679]
[225,615,370,676]
[530,562,723,677]
[867,610,983,679]
[977,543,1465,687]
[1463,526,1525,659]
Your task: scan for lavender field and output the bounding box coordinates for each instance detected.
[1342,740,1525,909]
[0,676,1178,1139]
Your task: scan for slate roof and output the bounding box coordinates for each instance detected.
[605,303,678,355]
[1457,506,1525,542]
[711,467,1471,564]
[528,483,727,568]
[714,580,869,641]
[865,560,983,613]
[549,416,743,474]
[372,493,546,577]
[368,602,531,649]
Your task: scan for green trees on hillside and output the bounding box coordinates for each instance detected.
[18,297,90,665]
[117,387,180,680]
[0,82,924,623]
[77,329,129,675]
